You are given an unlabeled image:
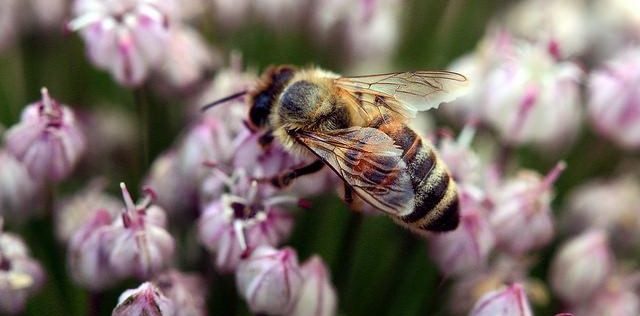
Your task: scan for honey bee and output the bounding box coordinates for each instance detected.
[203,65,468,234]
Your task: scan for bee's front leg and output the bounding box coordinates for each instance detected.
[263,159,325,188]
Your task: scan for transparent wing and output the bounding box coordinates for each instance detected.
[294,127,415,216]
[334,70,469,119]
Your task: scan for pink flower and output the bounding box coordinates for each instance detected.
[437,127,483,186]
[157,24,220,92]
[549,230,614,305]
[145,151,197,219]
[113,282,176,316]
[0,0,19,52]
[469,283,533,316]
[563,176,640,251]
[109,183,175,279]
[54,179,122,242]
[487,163,565,255]
[236,246,303,315]
[571,277,640,316]
[210,0,250,29]
[198,181,295,273]
[428,186,495,276]
[0,220,46,315]
[587,47,640,149]
[0,151,40,222]
[289,255,337,316]
[68,0,176,86]
[153,270,207,316]
[67,209,120,290]
[4,88,86,182]
[482,38,583,150]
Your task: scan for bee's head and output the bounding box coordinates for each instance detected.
[248,65,296,129]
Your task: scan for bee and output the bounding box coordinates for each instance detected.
[203,65,468,234]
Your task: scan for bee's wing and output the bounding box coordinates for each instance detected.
[334,71,469,119]
[294,127,415,216]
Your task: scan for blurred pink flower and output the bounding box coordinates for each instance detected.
[469,283,533,316]
[482,39,583,150]
[0,0,19,52]
[4,88,86,182]
[0,220,46,315]
[153,270,207,316]
[590,0,640,59]
[210,0,250,29]
[113,282,176,316]
[289,255,337,316]
[502,0,589,58]
[198,178,295,273]
[236,246,303,315]
[69,0,176,86]
[587,47,640,149]
[109,183,175,279]
[571,277,640,316]
[67,209,120,290]
[0,151,40,222]
[157,24,220,92]
[563,176,640,251]
[437,127,483,186]
[55,179,121,242]
[549,230,614,305]
[254,0,307,31]
[428,186,495,276]
[145,151,197,219]
[487,163,564,255]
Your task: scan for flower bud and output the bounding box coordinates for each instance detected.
[69,0,176,86]
[67,209,119,290]
[236,246,303,315]
[571,277,640,316]
[289,256,337,316]
[4,88,86,182]
[210,0,250,29]
[488,163,564,255]
[563,176,640,251]
[109,183,175,279]
[587,47,640,149]
[158,24,220,92]
[437,127,483,186]
[469,283,533,316]
[112,282,176,316]
[0,151,40,222]
[428,186,495,276]
[482,39,583,150]
[55,180,121,242]
[0,222,46,315]
[153,270,207,316]
[0,0,18,52]
[145,151,196,219]
[549,230,614,304]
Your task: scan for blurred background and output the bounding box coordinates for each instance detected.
[0,0,639,315]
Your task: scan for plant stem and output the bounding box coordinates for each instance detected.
[134,87,150,170]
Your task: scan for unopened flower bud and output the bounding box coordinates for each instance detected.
[549,230,614,304]
[469,283,533,316]
[236,246,303,315]
[289,255,337,316]
[153,270,207,316]
[112,282,176,316]
[4,88,86,182]
[67,209,119,290]
[0,151,40,222]
[437,127,483,186]
[571,277,640,316]
[587,47,640,149]
[0,222,46,315]
[428,186,495,276]
[55,180,121,242]
[109,183,175,279]
[69,0,176,86]
[564,176,640,251]
[488,163,564,255]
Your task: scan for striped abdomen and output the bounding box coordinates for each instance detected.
[371,118,460,233]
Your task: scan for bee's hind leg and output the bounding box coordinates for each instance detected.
[264,159,325,188]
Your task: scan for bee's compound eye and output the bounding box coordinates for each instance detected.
[280,81,321,117]
[250,93,273,127]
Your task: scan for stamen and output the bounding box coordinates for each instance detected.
[457,124,476,148]
[120,182,137,213]
[234,221,248,251]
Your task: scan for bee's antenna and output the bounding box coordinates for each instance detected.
[200,90,248,112]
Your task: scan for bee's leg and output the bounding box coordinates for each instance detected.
[269,160,325,188]
[258,130,274,147]
[344,183,354,207]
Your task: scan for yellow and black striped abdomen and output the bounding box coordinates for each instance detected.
[372,118,460,233]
